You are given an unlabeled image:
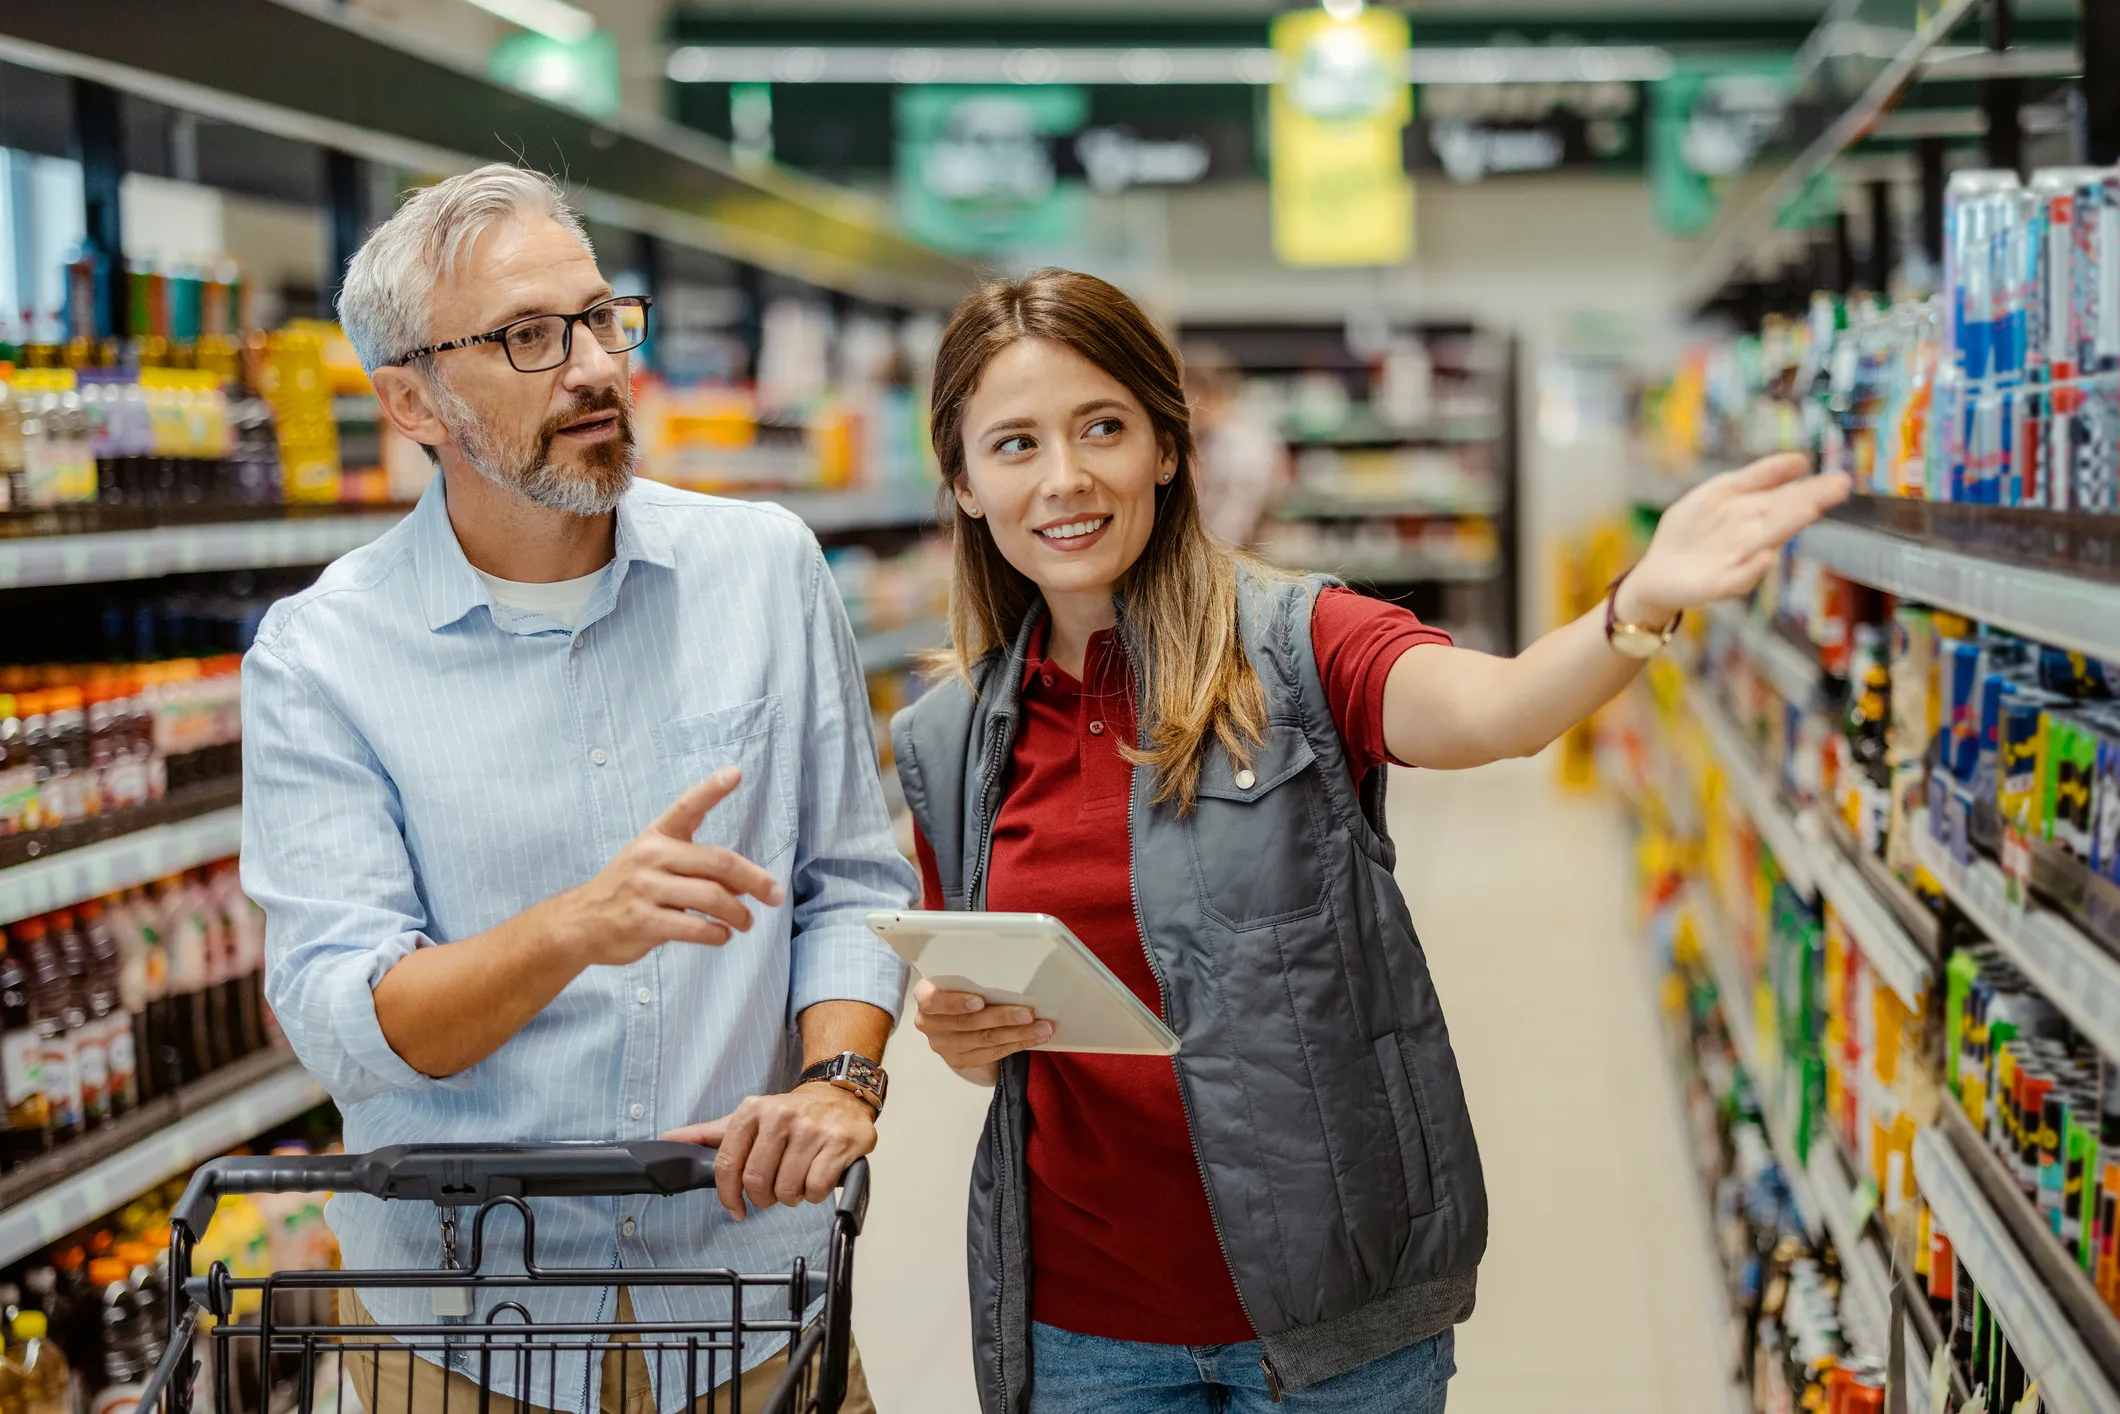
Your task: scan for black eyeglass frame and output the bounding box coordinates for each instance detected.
[386,294,654,373]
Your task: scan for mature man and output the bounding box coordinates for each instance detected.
[240,163,912,1413]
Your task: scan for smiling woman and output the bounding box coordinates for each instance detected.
[889,267,1848,1414]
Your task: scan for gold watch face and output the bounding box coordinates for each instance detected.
[1609,623,1666,660]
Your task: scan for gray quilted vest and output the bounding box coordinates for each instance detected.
[891,567,1485,1413]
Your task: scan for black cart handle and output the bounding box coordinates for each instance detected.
[171,1143,872,1242]
[171,1142,720,1239]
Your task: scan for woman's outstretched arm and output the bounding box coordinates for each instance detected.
[1380,454,1850,771]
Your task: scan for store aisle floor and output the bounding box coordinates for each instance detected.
[852,756,1735,1414]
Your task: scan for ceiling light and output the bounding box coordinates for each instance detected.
[1321,0,1365,19]
[464,0,594,46]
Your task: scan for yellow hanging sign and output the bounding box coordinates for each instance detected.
[1269,7,1414,268]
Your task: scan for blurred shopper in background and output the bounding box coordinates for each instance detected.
[1182,342,1285,549]
[893,269,1847,1414]
[241,164,910,1414]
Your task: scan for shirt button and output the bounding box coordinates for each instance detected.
[621,1217,637,1238]
[629,1102,645,1120]
[636,987,652,1005]
[1234,768,1258,790]
[590,748,609,766]
[1088,720,1105,736]
[1042,675,1054,688]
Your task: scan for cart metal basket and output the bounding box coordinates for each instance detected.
[133,1142,868,1414]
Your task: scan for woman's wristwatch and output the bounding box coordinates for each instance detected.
[799,1052,888,1115]
[1604,570,1683,660]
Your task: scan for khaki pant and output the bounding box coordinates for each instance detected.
[335,1289,875,1414]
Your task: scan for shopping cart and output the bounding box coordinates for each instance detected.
[133,1142,868,1414]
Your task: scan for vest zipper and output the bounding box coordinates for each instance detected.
[1114,637,1268,1366]
[968,710,1018,1408]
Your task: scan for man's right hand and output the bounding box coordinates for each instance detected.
[544,767,786,967]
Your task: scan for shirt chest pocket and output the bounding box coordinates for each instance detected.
[652,696,797,865]
[1185,718,1328,930]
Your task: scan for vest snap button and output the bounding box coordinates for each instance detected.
[1234,768,1257,790]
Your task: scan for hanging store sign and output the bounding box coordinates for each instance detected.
[1647,58,1795,237]
[1070,128,1213,194]
[1268,7,1414,268]
[1405,81,1643,182]
[894,85,1089,255]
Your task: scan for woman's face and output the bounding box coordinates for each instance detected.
[954,337,1175,607]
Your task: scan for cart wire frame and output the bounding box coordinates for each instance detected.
[132,1143,868,1414]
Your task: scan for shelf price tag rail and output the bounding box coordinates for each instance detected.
[0,512,408,590]
[1685,685,1934,1014]
[1909,814,2120,1064]
[1915,1124,2120,1414]
[0,1052,326,1270]
[1704,600,1824,712]
[0,806,242,928]
[1798,520,2120,666]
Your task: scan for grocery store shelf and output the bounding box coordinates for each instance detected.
[1686,685,1817,898]
[1936,1096,2120,1387]
[1910,814,2120,1063]
[859,620,944,675]
[0,511,407,588]
[0,5,979,308]
[1282,419,1502,448]
[1692,890,1824,1244]
[0,1051,325,1267]
[1915,1124,2120,1414]
[1277,494,1502,521]
[0,806,241,927]
[1687,685,1933,1009]
[1704,600,1821,708]
[1799,520,2120,664]
[1272,554,1499,585]
[1804,1136,1892,1358]
[738,485,939,535]
[1802,823,1934,1011]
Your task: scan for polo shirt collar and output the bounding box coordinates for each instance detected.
[413,473,674,633]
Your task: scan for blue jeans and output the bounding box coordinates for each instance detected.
[1028,1322,1454,1414]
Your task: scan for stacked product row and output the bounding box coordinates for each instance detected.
[0,1104,340,1414]
[1656,909,1888,1412]
[1,863,271,1168]
[1644,160,2120,511]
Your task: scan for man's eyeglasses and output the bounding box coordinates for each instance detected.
[388,295,653,374]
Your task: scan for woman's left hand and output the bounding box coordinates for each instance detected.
[1617,454,1853,626]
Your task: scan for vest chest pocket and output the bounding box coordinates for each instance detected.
[1186,719,1327,930]
[652,696,796,864]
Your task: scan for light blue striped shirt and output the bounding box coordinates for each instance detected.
[239,475,915,1409]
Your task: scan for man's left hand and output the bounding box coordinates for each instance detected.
[663,1084,877,1222]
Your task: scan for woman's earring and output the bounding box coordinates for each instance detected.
[1159,472,1173,484]
[965,506,983,518]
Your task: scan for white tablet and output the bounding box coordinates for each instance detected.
[866,910,1181,1057]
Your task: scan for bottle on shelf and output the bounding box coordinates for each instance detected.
[13,920,77,1146]
[46,913,104,1134]
[0,932,50,1169]
[10,1312,67,1414]
[0,701,30,839]
[159,878,207,1092]
[75,904,132,1120]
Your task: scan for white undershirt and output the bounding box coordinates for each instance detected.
[474,564,608,630]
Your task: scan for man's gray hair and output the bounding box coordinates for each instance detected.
[337,163,593,374]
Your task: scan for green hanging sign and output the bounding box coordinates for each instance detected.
[1647,57,1796,238]
[894,86,1089,256]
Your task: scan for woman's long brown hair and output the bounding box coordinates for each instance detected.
[928,268,1267,812]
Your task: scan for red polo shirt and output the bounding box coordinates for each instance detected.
[913,587,1449,1346]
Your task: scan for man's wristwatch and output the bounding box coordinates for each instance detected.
[799,1052,888,1115]
[1604,569,1683,661]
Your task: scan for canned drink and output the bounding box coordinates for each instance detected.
[2018,1061,2056,1196]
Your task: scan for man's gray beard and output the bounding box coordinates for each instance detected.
[431,374,636,516]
